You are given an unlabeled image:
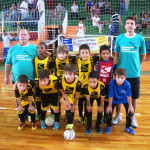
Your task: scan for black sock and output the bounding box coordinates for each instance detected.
[41,110,47,121]
[36,101,41,115]
[66,110,72,124]
[54,112,59,122]
[96,112,102,127]
[87,111,92,127]
[78,99,83,117]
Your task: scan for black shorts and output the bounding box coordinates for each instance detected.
[41,93,59,110]
[90,98,101,107]
[126,77,140,99]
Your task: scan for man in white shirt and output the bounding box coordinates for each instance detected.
[2,30,13,62]
[71,1,78,20]
[36,0,45,18]
[20,0,29,20]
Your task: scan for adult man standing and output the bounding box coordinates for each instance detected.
[113,17,146,128]
[4,29,38,84]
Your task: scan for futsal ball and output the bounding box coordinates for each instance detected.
[64,129,75,140]
[45,115,55,126]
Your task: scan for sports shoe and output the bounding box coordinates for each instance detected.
[83,116,87,125]
[35,114,41,121]
[41,120,46,129]
[105,126,111,134]
[131,117,138,128]
[53,121,59,130]
[112,114,122,125]
[28,116,31,122]
[18,123,25,130]
[86,126,92,135]
[78,117,84,125]
[125,127,135,135]
[32,123,37,130]
[95,126,102,134]
[66,124,73,130]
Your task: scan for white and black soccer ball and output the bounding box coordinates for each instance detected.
[64,129,75,140]
[45,114,55,126]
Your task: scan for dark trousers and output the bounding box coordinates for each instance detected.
[106,103,132,128]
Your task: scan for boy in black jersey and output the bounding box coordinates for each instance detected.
[15,75,37,131]
[34,69,60,130]
[75,44,99,125]
[33,42,54,121]
[58,64,81,130]
[83,71,105,134]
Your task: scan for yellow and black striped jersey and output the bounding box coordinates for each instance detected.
[51,54,76,77]
[33,56,54,78]
[83,81,105,99]
[75,56,94,88]
[58,75,81,104]
[15,84,34,106]
[34,75,58,96]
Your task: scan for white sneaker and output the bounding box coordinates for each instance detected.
[112,114,122,125]
[131,117,138,128]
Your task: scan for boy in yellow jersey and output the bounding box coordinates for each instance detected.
[34,69,60,130]
[51,45,76,76]
[14,75,37,131]
[50,45,76,116]
[33,42,54,121]
[58,64,81,130]
[75,44,99,124]
[84,71,105,134]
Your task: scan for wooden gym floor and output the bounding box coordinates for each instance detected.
[0,71,150,150]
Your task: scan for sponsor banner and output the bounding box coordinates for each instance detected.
[62,37,108,54]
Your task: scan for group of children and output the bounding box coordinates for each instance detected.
[14,42,135,135]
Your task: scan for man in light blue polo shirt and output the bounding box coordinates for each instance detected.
[113,17,146,128]
[4,29,38,84]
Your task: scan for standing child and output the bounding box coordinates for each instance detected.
[96,45,116,123]
[33,42,54,121]
[50,45,76,116]
[105,68,135,135]
[34,69,60,130]
[58,64,81,130]
[84,71,105,134]
[15,75,37,131]
[51,45,75,77]
[75,44,99,125]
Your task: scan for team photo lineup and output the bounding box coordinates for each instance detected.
[1,0,149,146]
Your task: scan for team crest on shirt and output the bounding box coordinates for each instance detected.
[91,91,98,97]
[58,62,66,70]
[44,88,52,93]
[21,93,28,100]
[38,63,44,69]
[81,64,88,72]
[65,86,74,94]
